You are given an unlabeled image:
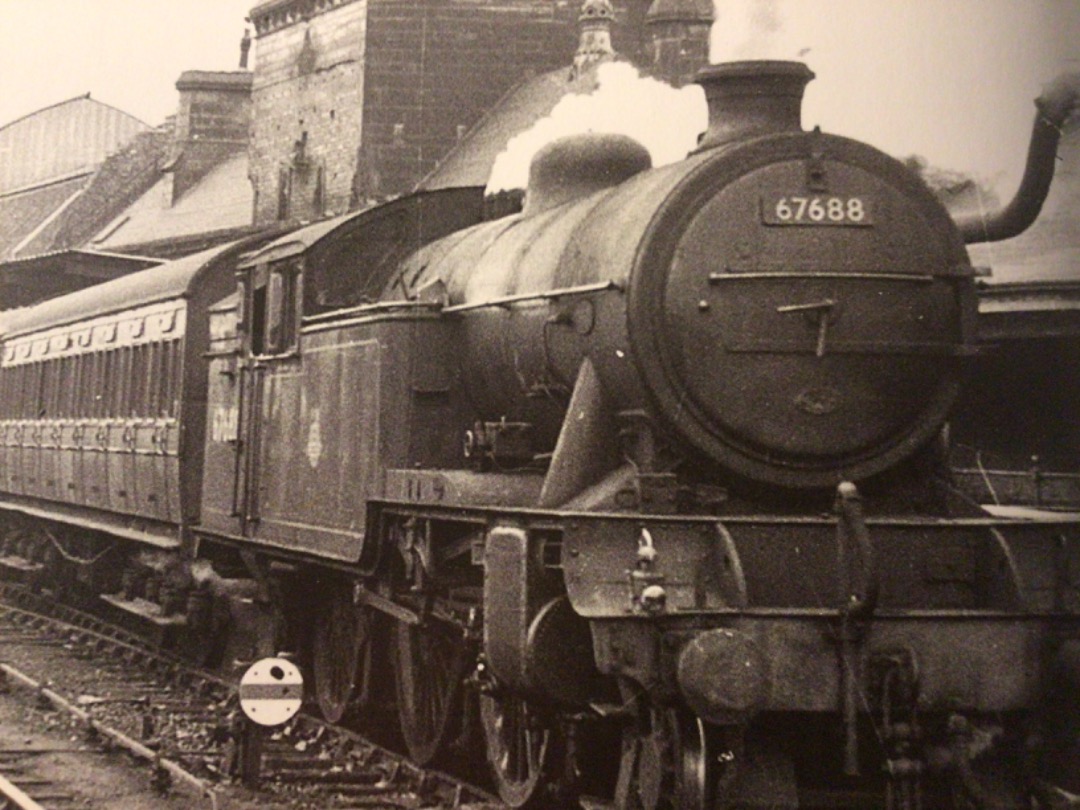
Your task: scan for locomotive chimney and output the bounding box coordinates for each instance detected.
[694,60,814,151]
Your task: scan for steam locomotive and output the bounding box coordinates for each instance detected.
[1,61,1078,809]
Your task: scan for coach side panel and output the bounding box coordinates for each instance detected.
[0,302,185,525]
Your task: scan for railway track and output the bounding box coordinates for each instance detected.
[0,766,66,810]
[0,582,503,810]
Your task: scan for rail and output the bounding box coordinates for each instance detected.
[0,584,501,809]
[0,772,46,810]
[0,661,220,810]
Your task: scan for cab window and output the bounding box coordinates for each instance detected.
[249,259,301,357]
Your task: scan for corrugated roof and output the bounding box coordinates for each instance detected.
[0,177,88,260]
[16,127,173,259]
[0,96,148,194]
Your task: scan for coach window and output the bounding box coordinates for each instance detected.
[147,343,160,417]
[0,364,13,419]
[76,354,91,419]
[27,361,43,419]
[92,352,106,418]
[247,263,267,355]
[63,356,78,418]
[162,341,179,418]
[40,359,56,418]
[15,364,29,418]
[4,363,24,419]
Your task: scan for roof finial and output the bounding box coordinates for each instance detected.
[572,0,615,79]
[240,28,252,69]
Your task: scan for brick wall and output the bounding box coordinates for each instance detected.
[248,0,650,223]
[362,0,649,196]
[647,20,711,88]
[250,0,369,223]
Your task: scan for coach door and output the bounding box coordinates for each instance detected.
[235,258,302,536]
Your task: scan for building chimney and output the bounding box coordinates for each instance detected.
[694,60,814,151]
[645,0,713,87]
[166,71,253,203]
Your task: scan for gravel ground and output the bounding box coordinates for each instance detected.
[0,688,418,809]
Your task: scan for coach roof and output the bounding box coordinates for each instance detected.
[0,241,242,340]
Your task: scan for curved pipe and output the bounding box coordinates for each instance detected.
[956,72,1080,244]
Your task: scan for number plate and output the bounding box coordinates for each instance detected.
[761,195,873,226]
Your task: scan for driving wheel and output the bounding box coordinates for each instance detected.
[622,707,713,810]
[481,690,559,808]
[391,617,467,765]
[312,585,370,723]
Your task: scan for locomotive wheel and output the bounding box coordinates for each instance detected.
[313,587,370,724]
[480,691,555,808]
[391,617,467,765]
[621,708,712,810]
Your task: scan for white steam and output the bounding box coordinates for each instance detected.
[485,62,708,194]
[711,0,792,61]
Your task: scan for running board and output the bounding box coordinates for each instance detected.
[99,593,186,646]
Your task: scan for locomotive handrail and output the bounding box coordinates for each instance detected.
[708,271,937,283]
[956,71,1080,243]
[835,482,878,620]
[442,280,620,313]
[301,299,444,326]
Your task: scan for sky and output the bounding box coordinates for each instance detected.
[0,0,1077,199]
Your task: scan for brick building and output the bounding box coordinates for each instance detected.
[420,0,713,193]
[247,0,652,224]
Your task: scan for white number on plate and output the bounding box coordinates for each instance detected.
[767,196,870,225]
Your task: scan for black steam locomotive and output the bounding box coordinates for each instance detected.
[1,61,1078,808]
